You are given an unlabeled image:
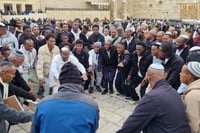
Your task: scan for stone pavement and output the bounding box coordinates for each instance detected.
[9,88,139,133]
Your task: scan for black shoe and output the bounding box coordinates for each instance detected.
[102,89,108,95]
[110,89,114,94]
[96,86,102,92]
[88,87,94,94]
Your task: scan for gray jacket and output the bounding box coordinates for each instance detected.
[0,83,33,133]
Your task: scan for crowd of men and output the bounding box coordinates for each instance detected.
[0,17,199,133]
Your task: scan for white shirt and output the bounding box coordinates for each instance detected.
[0,77,8,99]
[71,29,81,41]
[126,37,133,47]
[20,46,37,73]
[137,56,143,77]
[88,49,99,67]
[175,49,184,56]
[49,54,86,87]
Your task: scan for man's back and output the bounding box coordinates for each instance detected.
[117,80,190,133]
[32,83,99,133]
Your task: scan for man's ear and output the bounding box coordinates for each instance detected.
[164,72,168,79]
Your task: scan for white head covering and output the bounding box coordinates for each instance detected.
[149,63,165,71]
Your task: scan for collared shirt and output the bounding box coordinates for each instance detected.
[126,37,133,47]
[71,29,81,41]
[0,77,8,99]
[88,49,99,67]
[175,49,184,56]
[20,46,37,73]
[137,56,142,77]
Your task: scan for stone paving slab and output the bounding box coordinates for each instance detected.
[10,88,139,133]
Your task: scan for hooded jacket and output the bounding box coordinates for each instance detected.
[0,31,19,50]
[32,83,99,133]
[183,79,200,133]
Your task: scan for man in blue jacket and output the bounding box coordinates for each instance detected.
[32,62,99,133]
[117,63,190,133]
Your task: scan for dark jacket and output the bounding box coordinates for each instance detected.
[32,83,99,133]
[9,83,36,101]
[129,51,153,78]
[117,80,191,133]
[68,32,89,47]
[179,47,189,63]
[0,83,32,133]
[117,53,131,78]
[88,33,105,49]
[18,33,39,50]
[162,55,184,90]
[11,70,31,92]
[72,49,89,69]
[98,46,118,72]
[123,37,140,54]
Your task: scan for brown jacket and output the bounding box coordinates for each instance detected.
[183,79,200,133]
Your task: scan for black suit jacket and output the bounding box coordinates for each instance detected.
[163,55,184,90]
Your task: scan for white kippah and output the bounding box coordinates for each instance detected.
[61,47,69,52]
[165,31,172,36]
[94,42,102,48]
[189,46,200,52]
[180,34,189,40]
[149,63,165,71]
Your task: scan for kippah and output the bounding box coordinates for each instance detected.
[149,63,165,71]
[94,42,102,48]
[187,61,200,78]
[61,47,69,52]
[189,46,200,52]
[180,34,189,40]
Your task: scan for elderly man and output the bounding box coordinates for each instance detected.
[32,62,99,133]
[49,46,86,94]
[0,61,33,133]
[0,22,19,50]
[117,63,190,133]
[181,62,200,133]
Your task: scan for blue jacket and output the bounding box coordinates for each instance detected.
[32,83,99,133]
[117,80,190,133]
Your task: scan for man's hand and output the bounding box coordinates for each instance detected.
[87,66,94,72]
[82,73,88,81]
[99,71,103,78]
[117,62,124,67]
[124,50,129,54]
[23,104,30,111]
[27,82,36,89]
[141,76,148,87]
[127,75,131,81]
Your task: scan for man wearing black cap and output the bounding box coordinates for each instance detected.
[32,62,99,133]
[7,19,22,38]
